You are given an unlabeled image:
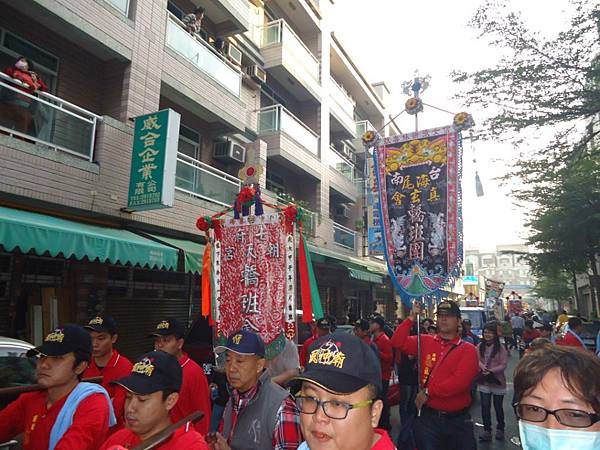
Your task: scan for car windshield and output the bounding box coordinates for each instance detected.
[0,345,37,388]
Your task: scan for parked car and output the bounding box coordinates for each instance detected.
[0,337,36,409]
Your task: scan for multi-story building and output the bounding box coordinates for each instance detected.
[0,0,399,355]
[464,245,535,308]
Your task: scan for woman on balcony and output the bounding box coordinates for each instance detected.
[1,56,47,135]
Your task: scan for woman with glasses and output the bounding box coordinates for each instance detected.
[290,332,396,450]
[513,345,600,449]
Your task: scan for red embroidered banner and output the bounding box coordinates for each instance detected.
[213,213,295,358]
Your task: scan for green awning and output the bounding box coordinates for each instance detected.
[308,244,388,283]
[0,206,178,270]
[347,266,384,284]
[148,234,205,273]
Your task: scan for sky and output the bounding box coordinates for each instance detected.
[331,0,572,251]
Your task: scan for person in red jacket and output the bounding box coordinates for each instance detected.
[291,332,396,449]
[101,350,209,449]
[151,318,211,434]
[0,324,113,449]
[369,315,393,431]
[391,300,479,450]
[83,314,132,430]
[300,316,335,368]
[559,317,587,349]
[1,56,48,133]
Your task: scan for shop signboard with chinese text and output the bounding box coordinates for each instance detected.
[213,213,295,358]
[373,126,462,302]
[127,109,180,211]
[367,157,384,256]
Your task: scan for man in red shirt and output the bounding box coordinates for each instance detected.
[369,315,393,431]
[0,324,114,449]
[83,314,132,429]
[151,318,211,435]
[291,332,396,449]
[101,350,209,449]
[391,300,479,450]
[559,317,587,349]
[300,316,335,368]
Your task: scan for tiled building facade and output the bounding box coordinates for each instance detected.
[0,0,399,354]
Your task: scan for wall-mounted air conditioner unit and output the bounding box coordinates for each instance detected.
[213,140,246,164]
[245,65,266,84]
[227,43,242,66]
[334,204,351,219]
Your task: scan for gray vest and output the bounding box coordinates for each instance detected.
[223,371,291,450]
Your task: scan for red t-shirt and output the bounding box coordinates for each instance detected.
[522,329,541,344]
[372,428,396,449]
[83,349,132,429]
[170,353,211,435]
[0,390,110,449]
[391,317,479,412]
[372,333,393,381]
[559,330,585,348]
[100,423,209,449]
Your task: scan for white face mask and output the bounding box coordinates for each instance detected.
[519,421,600,450]
[14,60,27,70]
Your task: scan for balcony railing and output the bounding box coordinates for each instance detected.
[0,74,100,161]
[276,195,318,238]
[329,76,355,132]
[333,221,356,251]
[258,105,319,156]
[175,153,241,206]
[165,13,242,96]
[355,119,375,137]
[260,19,320,85]
[329,145,355,182]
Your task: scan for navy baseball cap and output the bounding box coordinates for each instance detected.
[354,319,369,331]
[369,315,385,329]
[84,315,117,334]
[290,332,382,395]
[436,301,461,317]
[149,318,186,338]
[27,324,92,360]
[316,315,336,330]
[112,351,182,395]
[214,329,265,358]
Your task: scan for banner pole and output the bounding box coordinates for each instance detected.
[416,298,422,416]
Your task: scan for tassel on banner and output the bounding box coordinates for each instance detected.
[298,234,324,322]
[201,241,212,320]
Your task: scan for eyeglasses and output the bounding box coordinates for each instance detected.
[295,395,373,420]
[514,403,600,428]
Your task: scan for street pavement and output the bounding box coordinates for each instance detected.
[389,348,522,449]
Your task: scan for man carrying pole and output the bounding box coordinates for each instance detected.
[100,350,209,449]
[0,324,115,449]
[391,300,479,450]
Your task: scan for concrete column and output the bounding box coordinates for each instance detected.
[245,139,268,189]
[120,0,167,120]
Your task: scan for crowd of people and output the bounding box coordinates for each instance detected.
[1,301,599,449]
